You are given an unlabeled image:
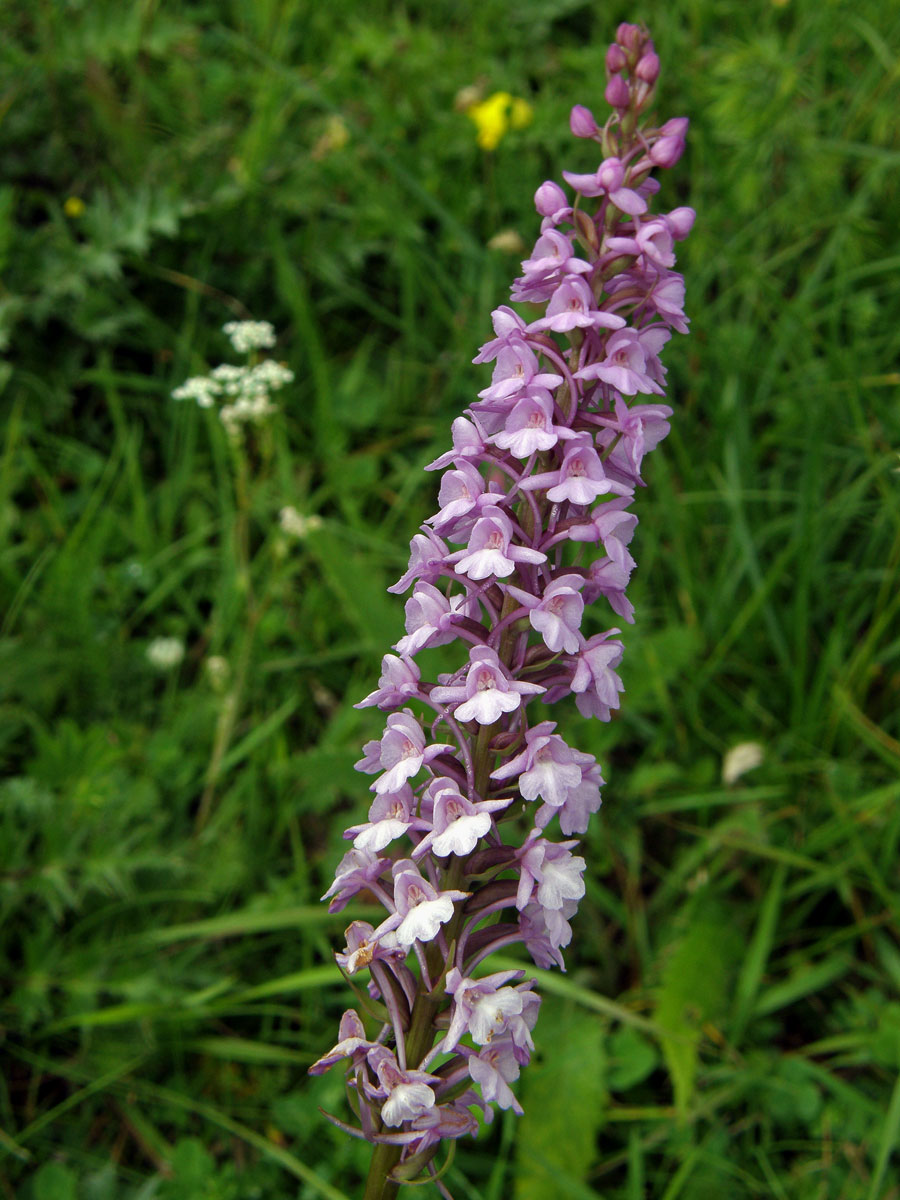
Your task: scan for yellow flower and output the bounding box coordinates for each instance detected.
[64,196,85,218]
[467,91,532,152]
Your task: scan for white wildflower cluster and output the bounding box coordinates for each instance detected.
[146,636,185,671]
[171,375,220,409]
[279,506,323,539]
[171,323,293,438]
[223,320,277,353]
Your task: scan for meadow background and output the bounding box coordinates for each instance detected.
[2,1,900,1196]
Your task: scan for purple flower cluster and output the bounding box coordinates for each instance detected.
[311,22,692,1193]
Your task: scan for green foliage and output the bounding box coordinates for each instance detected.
[654,897,742,1116]
[2,0,900,1197]
[515,1001,607,1199]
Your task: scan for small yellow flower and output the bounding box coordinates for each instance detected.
[64,196,85,218]
[467,91,532,152]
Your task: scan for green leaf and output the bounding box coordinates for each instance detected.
[162,1138,214,1196]
[654,900,741,1116]
[305,526,399,651]
[515,999,606,1200]
[32,1163,77,1200]
[608,1027,660,1092]
[869,1068,900,1200]
[731,862,786,1042]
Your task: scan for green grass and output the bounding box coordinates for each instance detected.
[2,0,900,1196]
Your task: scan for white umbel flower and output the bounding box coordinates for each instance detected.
[146,637,185,670]
[279,507,323,538]
[223,320,277,353]
[171,376,221,408]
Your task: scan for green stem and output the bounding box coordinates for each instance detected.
[194,612,257,833]
[362,596,523,1196]
[196,434,256,834]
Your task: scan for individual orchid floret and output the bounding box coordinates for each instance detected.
[504,574,586,654]
[606,265,689,333]
[491,720,583,808]
[487,389,579,459]
[569,495,637,546]
[426,460,494,536]
[388,532,449,595]
[576,327,664,396]
[394,581,475,656]
[506,982,541,1062]
[477,338,563,404]
[562,157,647,215]
[512,231,591,303]
[606,42,627,74]
[431,645,544,725]
[527,276,627,335]
[345,787,418,854]
[534,180,572,227]
[536,749,604,835]
[594,395,673,482]
[335,920,404,975]
[521,435,625,506]
[581,548,636,624]
[449,507,547,580]
[308,1010,376,1075]
[472,305,529,364]
[519,898,579,970]
[389,861,469,948]
[570,632,626,720]
[569,103,600,139]
[365,1046,442,1127]
[467,1038,525,1113]
[516,834,587,913]
[412,780,510,859]
[321,847,387,913]
[355,710,454,794]
[442,967,527,1052]
[425,414,487,471]
[648,116,689,168]
[354,654,421,711]
[406,1101,480,1151]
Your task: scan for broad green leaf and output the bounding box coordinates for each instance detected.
[305,525,399,651]
[33,1163,77,1200]
[608,1027,660,1092]
[515,999,606,1200]
[654,901,741,1116]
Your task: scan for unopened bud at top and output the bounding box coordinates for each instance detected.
[534,180,569,218]
[605,43,627,74]
[616,22,643,53]
[604,75,630,110]
[666,206,696,239]
[636,51,659,84]
[649,118,690,168]
[569,105,599,138]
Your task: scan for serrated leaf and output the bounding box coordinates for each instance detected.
[654,901,741,1116]
[515,999,606,1200]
